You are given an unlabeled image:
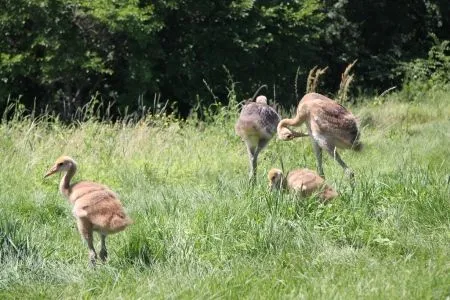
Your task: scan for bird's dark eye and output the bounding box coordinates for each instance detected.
[57,162,64,167]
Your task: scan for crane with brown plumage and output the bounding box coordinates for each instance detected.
[44,156,132,266]
[277,93,362,178]
[235,93,281,183]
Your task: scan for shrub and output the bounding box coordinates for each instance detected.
[400,36,450,101]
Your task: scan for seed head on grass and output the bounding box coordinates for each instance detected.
[337,59,358,104]
[306,66,329,94]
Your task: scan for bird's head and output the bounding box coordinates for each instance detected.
[268,168,284,190]
[277,127,308,141]
[255,95,267,104]
[321,186,338,202]
[277,127,296,141]
[44,156,76,178]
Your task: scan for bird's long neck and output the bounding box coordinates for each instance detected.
[60,164,76,198]
[277,111,303,131]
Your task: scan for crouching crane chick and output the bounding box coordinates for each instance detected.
[268,168,338,202]
[44,156,132,265]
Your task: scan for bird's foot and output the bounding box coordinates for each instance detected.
[345,169,356,189]
[345,168,355,179]
[99,249,108,262]
[89,250,97,267]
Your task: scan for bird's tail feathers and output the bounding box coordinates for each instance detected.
[110,214,133,232]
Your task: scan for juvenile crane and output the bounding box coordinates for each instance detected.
[235,95,281,182]
[44,156,132,265]
[277,92,362,178]
[268,168,338,202]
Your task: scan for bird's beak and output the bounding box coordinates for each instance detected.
[278,128,296,141]
[293,131,309,138]
[44,165,58,178]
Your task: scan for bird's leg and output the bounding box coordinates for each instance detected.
[77,219,97,266]
[326,146,354,179]
[246,143,258,184]
[312,140,324,177]
[249,139,268,184]
[250,150,259,185]
[99,233,108,262]
[257,139,269,153]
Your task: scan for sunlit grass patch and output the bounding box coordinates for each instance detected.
[0,88,449,299]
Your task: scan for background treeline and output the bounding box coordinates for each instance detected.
[0,0,449,118]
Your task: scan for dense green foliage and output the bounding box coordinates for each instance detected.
[0,85,449,298]
[1,0,449,117]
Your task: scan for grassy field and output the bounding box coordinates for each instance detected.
[0,88,449,299]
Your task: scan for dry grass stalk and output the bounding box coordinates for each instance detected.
[306,66,328,94]
[337,59,358,103]
[294,66,301,100]
[306,66,318,94]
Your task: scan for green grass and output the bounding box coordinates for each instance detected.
[0,88,449,299]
